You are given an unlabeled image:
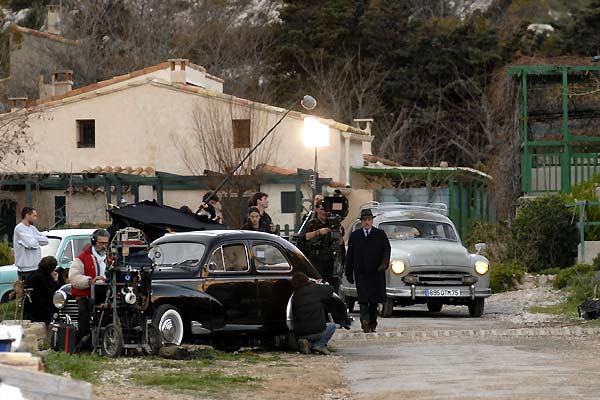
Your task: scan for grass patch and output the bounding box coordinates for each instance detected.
[44,352,111,383]
[131,370,260,392]
[529,301,579,316]
[0,300,18,321]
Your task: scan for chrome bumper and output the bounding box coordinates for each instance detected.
[341,285,492,300]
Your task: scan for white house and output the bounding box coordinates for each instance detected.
[0,59,374,232]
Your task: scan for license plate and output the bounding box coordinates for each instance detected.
[425,288,460,297]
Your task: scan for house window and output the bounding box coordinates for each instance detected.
[232,119,250,148]
[281,191,296,214]
[77,119,95,148]
[54,196,66,225]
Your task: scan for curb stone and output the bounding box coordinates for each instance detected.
[332,327,600,341]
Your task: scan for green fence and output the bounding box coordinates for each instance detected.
[508,65,600,194]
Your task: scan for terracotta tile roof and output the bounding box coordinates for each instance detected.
[81,166,155,176]
[30,62,171,107]
[255,164,296,175]
[10,25,80,46]
[328,180,346,188]
[363,154,401,167]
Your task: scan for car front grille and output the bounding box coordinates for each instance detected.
[57,299,79,328]
[407,271,476,286]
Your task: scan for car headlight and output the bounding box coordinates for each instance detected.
[474,260,489,275]
[391,259,405,275]
[53,290,67,309]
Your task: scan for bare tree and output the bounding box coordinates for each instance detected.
[294,50,387,124]
[0,108,32,170]
[175,100,279,227]
[55,0,277,102]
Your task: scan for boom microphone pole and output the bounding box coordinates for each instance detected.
[201,95,317,206]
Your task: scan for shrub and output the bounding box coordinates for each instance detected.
[567,175,600,240]
[0,242,14,265]
[490,262,526,293]
[512,194,578,272]
[463,220,514,264]
[554,263,596,290]
[565,270,600,305]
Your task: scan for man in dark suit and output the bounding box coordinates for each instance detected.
[345,209,391,333]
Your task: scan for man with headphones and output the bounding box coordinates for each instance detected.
[68,229,111,351]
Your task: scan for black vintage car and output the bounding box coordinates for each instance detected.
[53,229,351,352]
[149,230,351,351]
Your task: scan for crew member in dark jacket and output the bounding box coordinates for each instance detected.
[24,256,60,325]
[240,207,261,231]
[291,272,336,355]
[345,209,391,333]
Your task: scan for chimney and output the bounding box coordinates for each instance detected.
[354,118,374,155]
[52,70,73,96]
[38,71,73,100]
[8,97,27,112]
[47,5,61,35]
[168,59,188,84]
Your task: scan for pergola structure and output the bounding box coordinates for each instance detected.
[0,168,330,230]
[350,166,493,236]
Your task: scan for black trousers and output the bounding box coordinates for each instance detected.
[76,297,93,350]
[359,302,379,328]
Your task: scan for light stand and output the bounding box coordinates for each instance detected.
[202,95,317,205]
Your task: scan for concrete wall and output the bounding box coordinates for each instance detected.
[578,241,600,265]
[10,82,366,185]
[9,32,74,99]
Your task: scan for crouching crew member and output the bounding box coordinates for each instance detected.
[68,229,110,351]
[292,272,336,355]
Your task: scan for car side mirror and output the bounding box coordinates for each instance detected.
[201,264,210,278]
[475,243,486,255]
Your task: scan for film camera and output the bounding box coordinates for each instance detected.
[296,193,349,287]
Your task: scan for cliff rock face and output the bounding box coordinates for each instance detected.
[451,0,496,17]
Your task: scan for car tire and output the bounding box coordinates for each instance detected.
[213,336,244,353]
[427,303,443,313]
[380,299,394,318]
[153,304,184,345]
[0,291,10,303]
[468,298,484,318]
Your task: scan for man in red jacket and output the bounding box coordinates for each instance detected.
[68,229,110,351]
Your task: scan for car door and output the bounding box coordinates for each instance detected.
[203,241,259,326]
[252,240,294,330]
[56,236,90,269]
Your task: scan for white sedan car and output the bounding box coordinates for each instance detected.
[341,203,491,317]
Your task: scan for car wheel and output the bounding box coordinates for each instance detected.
[102,324,123,358]
[153,304,184,345]
[142,324,162,356]
[0,291,10,303]
[468,298,485,318]
[380,298,394,318]
[427,303,443,313]
[213,336,244,353]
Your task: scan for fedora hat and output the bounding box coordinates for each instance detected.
[359,209,374,219]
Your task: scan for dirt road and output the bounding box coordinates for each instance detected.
[332,288,600,400]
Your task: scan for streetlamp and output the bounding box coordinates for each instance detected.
[202,95,317,205]
[303,117,330,191]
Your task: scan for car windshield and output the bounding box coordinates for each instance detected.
[379,220,458,241]
[151,242,206,266]
[41,237,61,258]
